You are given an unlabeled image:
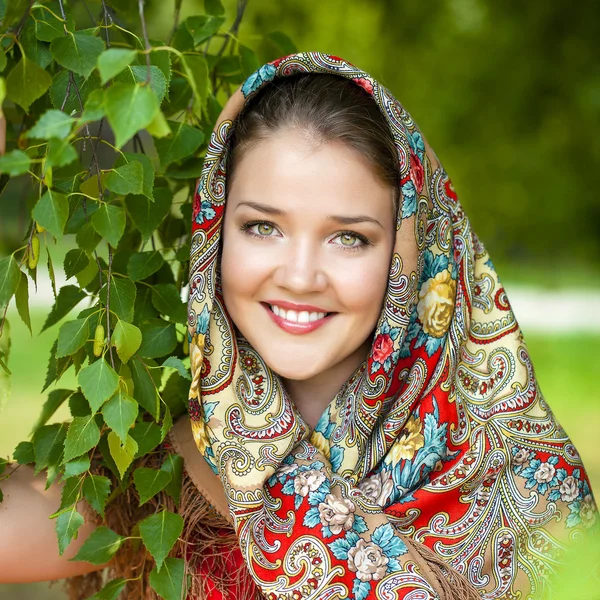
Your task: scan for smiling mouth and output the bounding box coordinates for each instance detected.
[261,303,335,334]
[268,304,330,323]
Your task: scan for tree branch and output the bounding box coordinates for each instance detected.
[168,0,183,46]
[105,247,115,368]
[217,0,249,57]
[137,0,152,83]
[13,0,36,40]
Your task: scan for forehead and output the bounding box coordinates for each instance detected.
[227,129,396,218]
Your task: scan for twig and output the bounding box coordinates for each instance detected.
[133,133,146,155]
[59,77,72,112]
[13,0,36,40]
[212,0,250,95]
[105,247,115,368]
[100,0,112,48]
[57,0,105,288]
[137,0,152,84]
[77,0,96,25]
[168,0,183,46]
[217,0,249,58]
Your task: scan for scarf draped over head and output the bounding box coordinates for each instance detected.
[186,52,597,600]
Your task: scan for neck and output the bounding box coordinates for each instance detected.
[282,340,370,430]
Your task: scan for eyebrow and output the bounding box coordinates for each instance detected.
[235,201,384,229]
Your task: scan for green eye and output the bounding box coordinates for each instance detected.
[257,223,274,235]
[339,233,358,246]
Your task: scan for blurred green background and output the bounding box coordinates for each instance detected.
[1,0,598,598]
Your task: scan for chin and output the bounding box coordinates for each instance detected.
[262,352,326,382]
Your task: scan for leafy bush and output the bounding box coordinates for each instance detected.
[0,1,292,596]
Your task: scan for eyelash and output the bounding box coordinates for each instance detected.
[240,220,372,251]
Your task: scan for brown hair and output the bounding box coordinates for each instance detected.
[227,73,400,206]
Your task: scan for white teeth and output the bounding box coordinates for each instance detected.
[269,305,327,323]
[298,311,309,323]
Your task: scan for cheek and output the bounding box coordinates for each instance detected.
[220,229,269,308]
[337,254,390,321]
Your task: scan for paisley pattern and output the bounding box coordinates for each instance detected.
[186,52,597,599]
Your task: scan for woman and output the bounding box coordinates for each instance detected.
[1,52,596,600]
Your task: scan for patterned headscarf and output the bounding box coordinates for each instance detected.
[187,52,596,599]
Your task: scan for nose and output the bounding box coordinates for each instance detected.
[272,236,328,294]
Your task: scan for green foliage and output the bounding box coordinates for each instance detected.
[78,357,120,412]
[32,422,66,474]
[107,430,138,478]
[138,318,177,358]
[26,109,75,139]
[71,525,125,564]
[5,56,52,111]
[64,456,91,478]
[104,162,144,195]
[0,256,20,307]
[97,48,137,84]
[99,275,136,321]
[134,466,172,505]
[57,317,89,357]
[32,189,69,239]
[30,388,73,433]
[41,285,87,332]
[0,149,31,175]
[55,505,84,555]
[161,453,184,505]
[50,33,105,78]
[104,82,159,149]
[89,577,127,600]
[0,1,269,594]
[63,414,101,462]
[91,203,126,248]
[82,474,112,516]
[111,320,142,363]
[149,557,188,600]
[140,510,184,571]
[102,388,139,442]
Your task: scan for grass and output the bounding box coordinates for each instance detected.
[0,307,598,598]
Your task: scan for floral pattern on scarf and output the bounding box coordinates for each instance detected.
[186,52,597,599]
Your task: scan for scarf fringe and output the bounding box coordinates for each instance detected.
[62,443,478,600]
[404,536,481,600]
[63,446,263,600]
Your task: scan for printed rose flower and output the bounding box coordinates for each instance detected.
[580,494,597,527]
[534,462,556,484]
[512,448,530,466]
[318,494,356,534]
[559,476,580,503]
[278,463,298,476]
[373,333,394,363]
[417,270,456,338]
[409,148,424,194]
[347,539,389,582]
[358,470,394,507]
[294,470,326,497]
[388,415,425,463]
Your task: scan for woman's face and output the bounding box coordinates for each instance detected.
[221,129,396,381]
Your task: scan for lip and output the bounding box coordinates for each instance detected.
[261,302,334,335]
